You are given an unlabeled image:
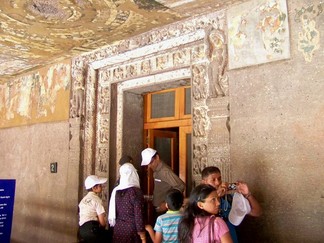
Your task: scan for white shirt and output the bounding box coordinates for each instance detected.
[79,191,105,226]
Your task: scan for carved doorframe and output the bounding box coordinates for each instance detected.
[69,10,231,202]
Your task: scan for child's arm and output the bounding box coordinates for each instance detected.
[154,232,163,243]
[145,224,155,242]
[221,232,233,243]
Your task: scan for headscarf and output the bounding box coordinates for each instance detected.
[108,163,140,226]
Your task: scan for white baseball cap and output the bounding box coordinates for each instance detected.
[85,175,107,189]
[141,148,157,166]
[229,192,251,226]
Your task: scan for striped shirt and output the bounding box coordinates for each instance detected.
[154,210,182,242]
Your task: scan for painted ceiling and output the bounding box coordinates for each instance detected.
[0,0,245,83]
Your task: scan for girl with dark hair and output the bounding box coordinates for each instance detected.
[178,184,233,243]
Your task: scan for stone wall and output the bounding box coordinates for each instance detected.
[230,1,324,241]
[0,122,77,242]
[0,61,78,242]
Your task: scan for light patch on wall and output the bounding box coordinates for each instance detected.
[0,62,71,129]
[295,3,323,62]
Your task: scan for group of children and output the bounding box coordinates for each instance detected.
[78,164,261,243]
[143,166,262,243]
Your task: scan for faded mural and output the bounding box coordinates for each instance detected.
[0,62,71,128]
[295,2,323,62]
[227,0,290,69]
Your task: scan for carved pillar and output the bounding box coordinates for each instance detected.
[83,66,97,180]
[191,63,210,185]
[204,16,231,182]
[206,98,231,182]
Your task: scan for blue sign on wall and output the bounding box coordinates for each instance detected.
[0,179,16,243]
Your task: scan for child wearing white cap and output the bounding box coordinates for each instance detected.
[78,175,110,242]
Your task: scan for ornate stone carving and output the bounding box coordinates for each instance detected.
[173,50,189,66]
[99,118,110,143]
[97,147,108,173]
[193,143,208,176]
[193,107,208,137]
[205,19,229,98]
[71,58,85,118]
[99,86,110,114]
[113,67,124,80]
[192,44,206,60]
[71,10,231,191]
[125,64,137,78]
[156,55,169,70]
[192,64,207,100]
[141,60,151,75]
[100,70,111,84]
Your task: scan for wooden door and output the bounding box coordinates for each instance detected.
[142,86,192,224]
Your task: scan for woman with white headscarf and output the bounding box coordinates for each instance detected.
[108,163,146,242]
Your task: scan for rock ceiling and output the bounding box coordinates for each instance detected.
[0,0,245,83]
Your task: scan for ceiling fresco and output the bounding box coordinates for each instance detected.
[0,0,246,83]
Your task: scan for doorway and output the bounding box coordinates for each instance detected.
[142,86,192,224]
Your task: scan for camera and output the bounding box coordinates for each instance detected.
[228,183,237,190]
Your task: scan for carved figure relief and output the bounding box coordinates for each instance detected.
[125,64,137,78]
[205,22,229,98]
[192,65,207,100]
[193,107,208,137]
[156,55,168,70]
[193,144,208,176]
[99,86,110,114]
[99,118,110,143]
[71,58,85,118]
[100,70,111,83]
[97,148,108,173]
[113,67,124,80]
[141,60,151,74]
[192,44,205,60]
[173,50,187,65]
[70,72,85,118]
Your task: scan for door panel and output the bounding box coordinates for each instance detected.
[179,126,192,197]
[146,129,178,195]
[144,129,178,225]
[143,127,192,224]
[142,86,192,224]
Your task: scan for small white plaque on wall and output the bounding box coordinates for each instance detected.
[227,0,290,69]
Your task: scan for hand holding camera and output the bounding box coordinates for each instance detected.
[228,182,237,191]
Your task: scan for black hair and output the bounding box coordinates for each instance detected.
[119,155,133,165]
[201,166,221,179]
[178,184,216,243]
[151,152,158,160]
[165,189,184,211]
